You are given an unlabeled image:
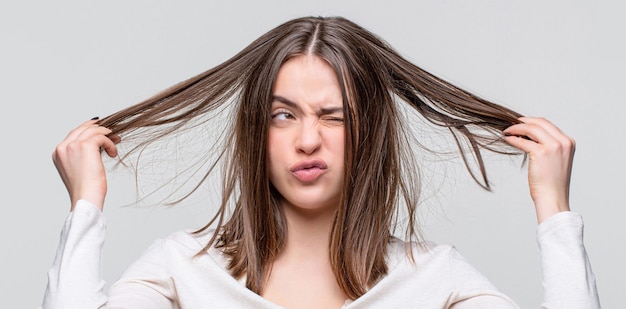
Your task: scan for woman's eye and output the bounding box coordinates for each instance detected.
[272,111,294,121]
[323,116,344,123]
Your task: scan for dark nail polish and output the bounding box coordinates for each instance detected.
[91,116,100,120]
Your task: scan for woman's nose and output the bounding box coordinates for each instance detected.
[295,122,322,155]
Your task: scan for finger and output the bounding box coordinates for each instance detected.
[504,134,540,154]
[72,128,118,157]
[54,124,115,163]
[107,134,122,145]
[62,119,102,142]
[74,126,113,144]
[518,117,575,148]
[504,122,555,148]
[98,135,119,158]
[505,118,576,160]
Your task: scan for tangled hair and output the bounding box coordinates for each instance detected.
[98,16,522,299]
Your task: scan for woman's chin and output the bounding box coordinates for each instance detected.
[279,196,340,215]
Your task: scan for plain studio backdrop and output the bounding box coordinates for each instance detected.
[1,1,623,308]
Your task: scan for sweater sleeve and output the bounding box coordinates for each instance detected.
[537,211,600,309]
[40,200,177,309]
[451,211,600,308]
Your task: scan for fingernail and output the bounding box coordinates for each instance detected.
[91,116,100,120]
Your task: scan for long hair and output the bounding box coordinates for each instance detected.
[98,16,522,299]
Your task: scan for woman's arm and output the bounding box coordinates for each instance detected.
[503,117,600,308]
[41,200,177,309]
[41,200,108,308]
[452,118,600,308]
[41,120,176,308]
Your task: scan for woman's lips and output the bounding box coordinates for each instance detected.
[290,159,328,183]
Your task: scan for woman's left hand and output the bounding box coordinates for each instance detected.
[503,117,575,224]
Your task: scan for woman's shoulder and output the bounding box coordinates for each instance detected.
[386,237,490,280]
[114,229,250,303]
[383,237,501,294]
[156,228,227,262]
[132,228,223,263]
[158,227,217,251]
[387,237,455,262]
[129,228,232,275]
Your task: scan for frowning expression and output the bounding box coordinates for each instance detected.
[267,55,345,213]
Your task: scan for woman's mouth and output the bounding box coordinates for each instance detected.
[290,159,328,183]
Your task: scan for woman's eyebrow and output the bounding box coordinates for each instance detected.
[272,95,342,115]
[272,95,298,108]
[318,107,343,115]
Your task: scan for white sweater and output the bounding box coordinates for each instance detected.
[41,200,600,308]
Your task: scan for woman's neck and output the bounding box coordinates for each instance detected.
[280,202,337,259]
[262,202,348,308]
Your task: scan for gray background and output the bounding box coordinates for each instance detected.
[1,1,623,308]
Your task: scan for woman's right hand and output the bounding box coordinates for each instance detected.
[52,119,121,212]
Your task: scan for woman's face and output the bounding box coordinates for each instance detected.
[267,55,345,213]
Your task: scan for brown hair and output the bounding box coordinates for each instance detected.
[99,16,522,299]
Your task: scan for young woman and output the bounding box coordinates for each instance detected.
[42,16,600,308]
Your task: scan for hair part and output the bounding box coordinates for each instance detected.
[98,16,522,299]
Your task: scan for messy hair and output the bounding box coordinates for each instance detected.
[99,16,522,299]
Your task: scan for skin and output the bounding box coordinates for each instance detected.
[52,59,575,307]
[263,55,348,308]
[266,55,345,215]
[503,117,575,224]
[52,119,119,211]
